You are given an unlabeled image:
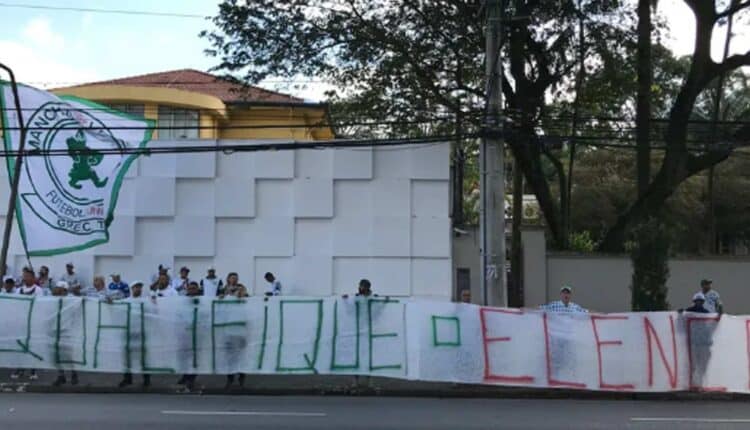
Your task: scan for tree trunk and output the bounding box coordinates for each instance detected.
[636,0,652,198]
[506,127,563,248]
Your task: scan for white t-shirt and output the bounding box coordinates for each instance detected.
[171,277,191,296]
[0,287,18,295]
[201,277,223,297]
[19,284,43,296]
[152,286,178,298]
[266,280,282,296]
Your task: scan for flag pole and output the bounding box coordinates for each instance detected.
[0,63,32,277]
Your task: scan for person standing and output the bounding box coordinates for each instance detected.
[118,281,152,388]
[1,276,17,294]
[679,293,710,313]
[11,268,43,380]
[107,273,130,300]
[539,286,588,313]
[200,267,223,297]
[151,264,170,285]
[264,272,282,297]
[172,267,192,296]
[177,281,202,393]
[61,263,82,293]
[83,276,112,302]
[223,275,248,389]
[151,273,178,298]
[37,265,53,294]
[51,281,79,386]
[699,279,723,314]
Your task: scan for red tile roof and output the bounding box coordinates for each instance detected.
[57,69,308,105]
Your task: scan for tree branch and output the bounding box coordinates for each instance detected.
[717,0,750,19]
[711,51,750,82]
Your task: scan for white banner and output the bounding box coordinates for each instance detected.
[0,84,153,255]
[0,296,746,392]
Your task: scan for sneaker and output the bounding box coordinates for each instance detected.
[176,386,191,394]
[10,372,20,380]
[118,378,132,388]
[28,371,38,381]
[52,376,66,387]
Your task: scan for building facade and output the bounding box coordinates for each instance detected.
[0,70,452,298]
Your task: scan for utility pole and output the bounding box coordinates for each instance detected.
[0,63,30,277]
[480,0,505,307]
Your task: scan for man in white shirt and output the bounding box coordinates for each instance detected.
[264,272,282,297]
[699,279,723,314]
[171,267,191,296]
[200,267,223,297]
[151,273,178,298]
[60,263,82,292]
[119,281,151,388]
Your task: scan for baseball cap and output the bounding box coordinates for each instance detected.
[180,266,190,273]
[65,262,74,267]
[3,276,14,284]
[131,280,144,288]
[560,285,573,293]
[208,266,216,271]
[55,281,69,290]
[700,279,712,285]
[111,273,121,277]
[693,292,706,301]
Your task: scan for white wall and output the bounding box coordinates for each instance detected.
[1,140,452,298]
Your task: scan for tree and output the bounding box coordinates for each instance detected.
[203,0,635,249]
[636,0,657,197]
[599,0,750,250]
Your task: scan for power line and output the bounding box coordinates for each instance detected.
[0,134,464,158]
[0,2,205,18]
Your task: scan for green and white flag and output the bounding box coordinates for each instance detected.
[0,83,154,256]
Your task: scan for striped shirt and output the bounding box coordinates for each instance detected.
[539,300,588,313]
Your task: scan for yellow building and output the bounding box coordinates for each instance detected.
[52,69,334,141]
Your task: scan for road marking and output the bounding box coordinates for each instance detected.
[161,410,327,417]
[631,417,750,423]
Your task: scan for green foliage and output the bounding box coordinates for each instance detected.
[568,231,596,253]
[629,218,671,311]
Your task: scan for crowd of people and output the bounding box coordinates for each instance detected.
[1,263,378,392]
[0,263,285,301]
[539,278,724,315]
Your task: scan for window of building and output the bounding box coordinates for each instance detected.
[157,106,199,140]
[105,103,145,119]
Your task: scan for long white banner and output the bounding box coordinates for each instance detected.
[0,296,745,392]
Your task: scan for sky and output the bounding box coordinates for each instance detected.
[0,0,747,103]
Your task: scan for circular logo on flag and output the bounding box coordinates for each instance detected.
[23,102,126,235]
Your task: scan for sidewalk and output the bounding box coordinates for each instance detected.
[0,369,742,400]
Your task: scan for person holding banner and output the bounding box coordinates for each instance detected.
[699,279,723,314]
[60,263,82,293]
[118,281,152,388]
[539,286,587,313]
[177,281,202,393]
[84,276,113,302]
[37,266,53,294]
[51,281,79,387]
[200,267,223,297]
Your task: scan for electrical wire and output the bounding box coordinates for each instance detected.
[0,2,205,18]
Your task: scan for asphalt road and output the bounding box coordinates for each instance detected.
[0,394,749,430]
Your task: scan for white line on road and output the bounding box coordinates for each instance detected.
[161,410,327,417]
[632,417,750,423]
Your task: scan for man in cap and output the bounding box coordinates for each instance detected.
[108,273,130,300]
[172,267,192,296]
[60,262,82,292]
[699,279,723,314]
[540,285,588,313]
[679,293,710,313]
[200,267,223,297]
